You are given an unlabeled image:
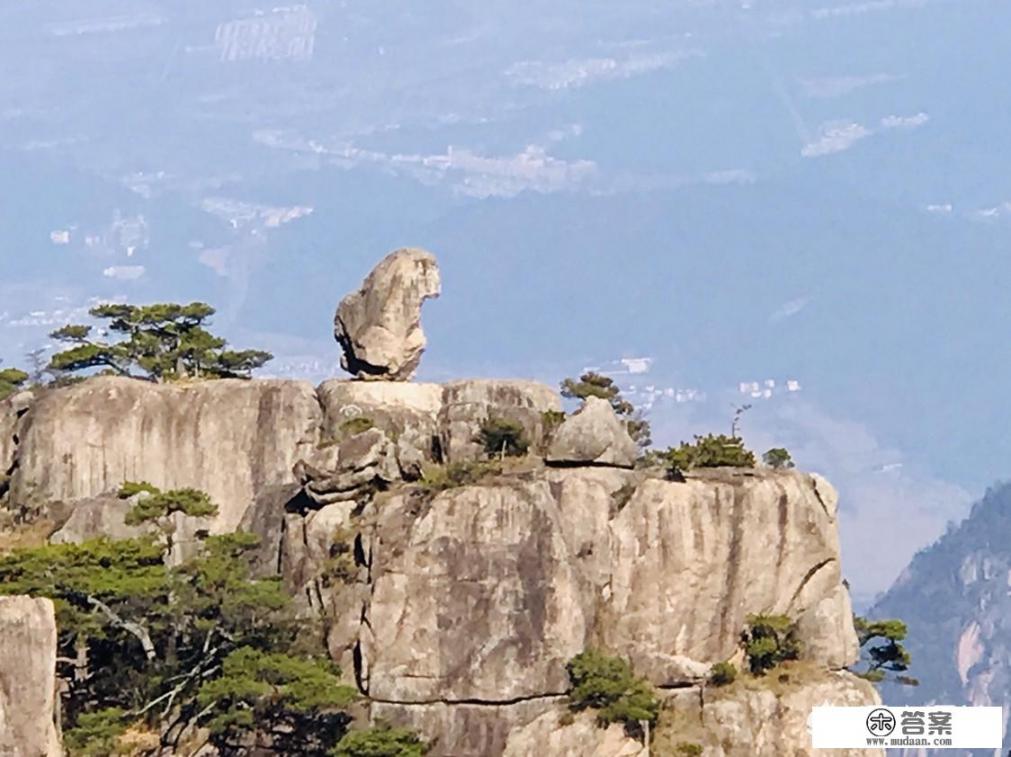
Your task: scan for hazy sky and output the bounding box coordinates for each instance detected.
[2,0,1009,602]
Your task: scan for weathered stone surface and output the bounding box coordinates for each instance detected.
[295,428,400,507]
[795,584,860,669]
[3,371,867,757]
[0,596,61,756]
[49,492,212,566]
[545,466,634,587]
[283,501,360,595]
[49,494,147,544]
[363,478,593,702]
[237,483,304,578]
[356,468,858,723]
[334,248,441,381]
[546,396,638,468]
[10,376,321,532]
[660,670,882,757]
[317,380,443,477]
[599,471,858,678]
[439,379,561,463]
[0,390,32,483]
[503,710,646,757]
[239,483,368,674]
[370,698,566,757]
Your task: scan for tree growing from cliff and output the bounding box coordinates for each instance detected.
[565,650,660,737]
[662,434,757,478]
[48,302,272,382]
[743,614,800,675]
[853,616,917,685]
[0,364,28,400]
[560,371,652,449]
[762,448,795,470]
[118,483,219,560]
[197,647,356,754]
[0,529,366,754]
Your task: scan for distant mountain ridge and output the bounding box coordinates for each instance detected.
[870,481,1011,751]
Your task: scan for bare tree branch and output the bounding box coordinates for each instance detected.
[86,595,156,661]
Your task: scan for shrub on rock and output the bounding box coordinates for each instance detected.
[565,650,660,736]
[762,447,795,470]
[341,417,376,437]
[662,434,756,477]
[0,366,28,401]
[708,661,737,686]
[418,461,502,495]
[476,417,529,459]
[331,723,429,756]
[744,614,800,675]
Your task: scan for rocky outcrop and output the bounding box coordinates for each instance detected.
[0,596,61,756]
[503,710,646,757]
[545,396,637,468]
[659,669,881,757]
[9,377,320,532]
[6,376,564,531]
[439,379,561,463]
[2,369,868,757]
[48,494,147,544]
[371,699,568,757]
[332,467,860,754]
[599,470,858,678]
[1,390,32,492]
[0,242,876,757]
[295,427,400,506]
[334,248,441,381]
[49,492,209,566]
[361,473,604,703]
[317,380,443,479]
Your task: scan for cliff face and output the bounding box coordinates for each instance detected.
[10,377,321,532]
[289,464,867,755]
[350,468,856,706]
[1,390,32,493]
[1,376,877,756]
[871,482,1011,750]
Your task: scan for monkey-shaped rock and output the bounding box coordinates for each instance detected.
[334,248,441,381]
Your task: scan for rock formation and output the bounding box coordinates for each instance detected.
[545,395,638,467]
[9,376,320,532]
[438,379,561,463]
[0,369,879,755]
[334,248,441,381]
[503,711,646,757]
[0,390,32,496]
[0,596,61,756]
[317,380,443,479]
[658,670,880,756]
[0,245,880,755]
[294,427,400,506]
[254,463,872,755]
